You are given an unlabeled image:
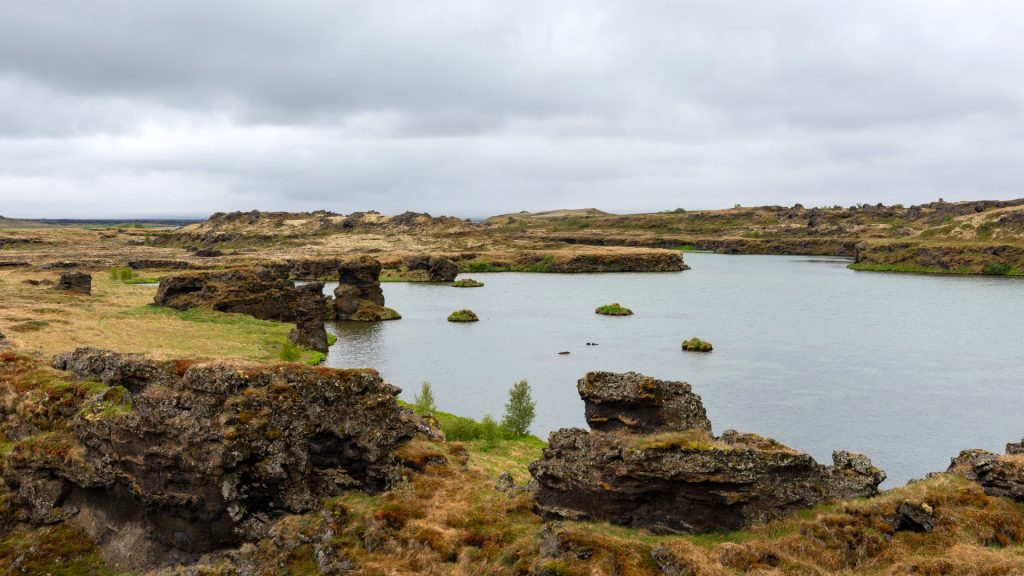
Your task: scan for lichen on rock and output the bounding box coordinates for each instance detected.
[529,370,886,534]
[3,347,423,570]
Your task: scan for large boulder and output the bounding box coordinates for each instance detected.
[578,372,711,434]
[3,348,422,569]
[54,272,92,295]
[335,256,400,321]
[529,371,885,534]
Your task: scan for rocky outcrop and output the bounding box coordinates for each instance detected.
[406,255,460,282]
[287,282,330,353]
[335,256,400,321]
[578,372,711,434]
[948,444,1024,503]
[154,267,331,353]
[529,371,885,534]
[289,257,345,280]
[128,259,197,270]
[54,272,92,295]
[3,348,421,569]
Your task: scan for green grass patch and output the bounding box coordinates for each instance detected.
[523,255,556,273]
[122,305,326,364]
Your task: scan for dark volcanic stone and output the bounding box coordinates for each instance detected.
[54,272,92,295]
[529,370,886,534]
[578,371,711,434]
[288,282,330,353]
[428,257,459,282]
[948,448,1024,502]
[155,266,307,322]
[335,256,400,321]
[6,348,421,568]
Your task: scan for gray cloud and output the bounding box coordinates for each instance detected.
[0,0,1022,217]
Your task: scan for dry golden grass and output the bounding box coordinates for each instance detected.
[0,269,294,362]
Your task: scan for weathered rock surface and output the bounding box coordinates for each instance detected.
[3,347,420,569]
[155,267,333,353]
[335,256,400,321]
[405,254,460,282]
[128,259,197,270]
[578,371,711,434]
[54,272,92,295]
[289,257,344,280]
[529,371,885,534]
[287,282,330,353]
[948,446,1024,503]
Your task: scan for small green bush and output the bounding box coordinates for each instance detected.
[326,333,338,346]
[595,303,633,316]
[501,380,536,437]
[413,382,438,415]
[448,309,479,322]
[278,340,303,362]
[681,337,713,352]
[109,266,133,282]
[480,414,502,448]
[984,262,1012,276]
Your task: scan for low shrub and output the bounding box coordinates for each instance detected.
[984,262,1012,276]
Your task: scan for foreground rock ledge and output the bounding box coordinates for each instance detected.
[529,371,886,533]
[2,347,421,570]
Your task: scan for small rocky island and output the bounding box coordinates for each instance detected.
[595,302,633,316]
[447,309,479,322]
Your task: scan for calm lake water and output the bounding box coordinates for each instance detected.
[323,253,1024,486]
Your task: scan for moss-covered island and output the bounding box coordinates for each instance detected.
[595,302,633,316]
[452,278,484,287]
[447,308,479,322]
[682,337,714,352]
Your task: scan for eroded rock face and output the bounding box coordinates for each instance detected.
[406,255,460,282]
[155,267,332,353]
[54,272,92,295]
[948,447,1024,503]
[154,266,311,322]
[529,371,885,534]
[578,372,710,434]
[5,348,420,568]
[335,256,400,321]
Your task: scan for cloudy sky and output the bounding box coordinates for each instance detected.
[1,1,1023,218]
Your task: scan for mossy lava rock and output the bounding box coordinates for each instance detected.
[452,278,484,288]
[447,309,479,322]
[681,337,713,352]
[595,303,633,316]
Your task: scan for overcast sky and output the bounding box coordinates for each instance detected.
[1,1,1023,218]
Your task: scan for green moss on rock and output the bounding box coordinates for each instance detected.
[595,303,633,316]
[681,337,713,352]
[452,278,484,288]
[447,309,479,322]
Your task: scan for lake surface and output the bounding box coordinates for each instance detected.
[323,253,1024,486]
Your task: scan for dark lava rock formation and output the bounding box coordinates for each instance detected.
[406,254,460,282]
[54,271,92,294]
[2,348,420,569]
[335,256,401,321]
[154,267,330,352]
[529,371,886,534]
[578,371,710,434]
[948,441,1024,503]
